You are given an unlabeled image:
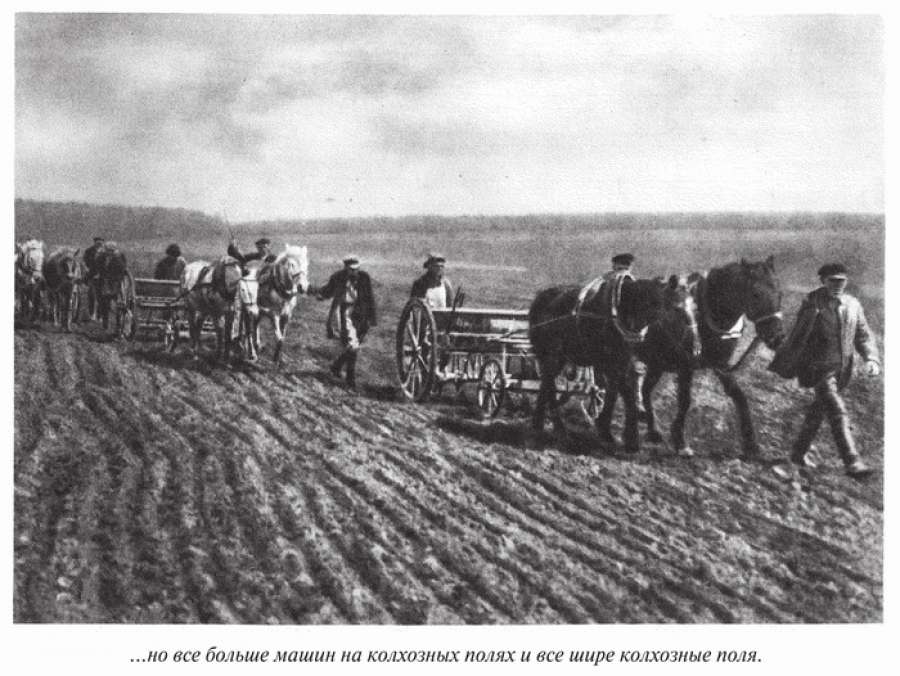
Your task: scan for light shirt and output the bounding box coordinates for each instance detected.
[425,283,449,309]
[342,277,358,305]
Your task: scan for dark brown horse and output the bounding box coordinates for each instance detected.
[42,247,82,332]
[94,246,133,338]
[529,275,674,451]
[636,257,785,458]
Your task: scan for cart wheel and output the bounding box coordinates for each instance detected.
[396,298,438,402]
[476,358,507,418]
[586,385,605,420]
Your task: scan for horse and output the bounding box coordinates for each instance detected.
[93,245,133,338]
[529,274,676,452]
[42,247,83,332]
[15,239,45,322]
[180,257,244,362]
[236,245,309,364]
[635,256,785,458]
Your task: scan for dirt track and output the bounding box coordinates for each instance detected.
[13,318,883,624]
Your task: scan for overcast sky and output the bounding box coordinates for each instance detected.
[15,14,883,220]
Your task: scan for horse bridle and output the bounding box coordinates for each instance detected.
[697,275,783,372]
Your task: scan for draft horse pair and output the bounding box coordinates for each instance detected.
[180,246,309,364]
[529,257,784,457]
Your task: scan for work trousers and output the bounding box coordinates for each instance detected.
[793,373,859,465]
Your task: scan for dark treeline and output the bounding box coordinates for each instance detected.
[14,198,883,243]
[251,211,884,236]
[14,199,228,245]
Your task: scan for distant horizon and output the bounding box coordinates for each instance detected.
[13,196,886,225]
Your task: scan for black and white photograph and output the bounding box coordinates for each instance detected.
[7,6,894,672]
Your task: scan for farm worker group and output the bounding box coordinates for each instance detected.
[77,231,882,476]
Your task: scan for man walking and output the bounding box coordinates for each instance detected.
[315,255,377,389]
[83,236,105,319]
[769,263,880,476]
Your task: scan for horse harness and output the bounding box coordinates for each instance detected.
[694,273,783,373]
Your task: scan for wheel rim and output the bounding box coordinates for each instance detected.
[397,300,436,401]
[477,359,505,417]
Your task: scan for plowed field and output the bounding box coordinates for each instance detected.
[13,291,883,623]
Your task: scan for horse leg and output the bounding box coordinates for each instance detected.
[273,313,288,364]
[532,355,558,433]
[618,364,640,453]
[671,368,695,457]
[715,369,760,458]
[595,367,617,443]
[61,288,71,333]
[221,311,235,364]
[642,366,665,444]
[190,311,202,360]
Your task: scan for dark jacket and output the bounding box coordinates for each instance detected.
[410,274,454,308]
[83,243,104,277]
[154,255,187,281]
[769,286,879,388]
[227,243,277,266]
[317,269,377,339]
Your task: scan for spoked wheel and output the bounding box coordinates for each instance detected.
[476,358,507,419]
[396,298,438,402]
[118,272,136,340]
[586,384,606,420]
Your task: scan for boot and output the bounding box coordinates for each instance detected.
[845,457,873,477]
[345,351,358,390]
[330,351,348,378]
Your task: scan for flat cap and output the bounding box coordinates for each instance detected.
[343,254,360,269]
[93,236,105,242]
[818,263,848,279]
[423,253,446,268]
[255,237,271,246]
[166,243,181,257]
[611,253,635,266]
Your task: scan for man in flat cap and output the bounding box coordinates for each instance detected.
[315,255,377,389]
[770,263,880,476]
[154,243,187,281]
[227,236,277,273]
[606,252,635,280]
[411,253,454,309]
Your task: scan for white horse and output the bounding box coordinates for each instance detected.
[236,245,309,364]
[180,257,243,362]
[15,239,45,322]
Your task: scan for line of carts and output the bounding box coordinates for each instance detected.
[127,279,605,420]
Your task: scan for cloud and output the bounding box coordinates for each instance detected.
[15,14,884,218]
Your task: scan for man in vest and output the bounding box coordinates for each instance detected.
[769,263,880,476]
[315,255,377,390]
[410,253,454,308]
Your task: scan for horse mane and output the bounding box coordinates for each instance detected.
[48,246,79,260]
[277,245,308,268]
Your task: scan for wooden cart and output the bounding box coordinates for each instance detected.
[396,298,604,418]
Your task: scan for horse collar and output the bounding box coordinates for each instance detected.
[698,275,745,339]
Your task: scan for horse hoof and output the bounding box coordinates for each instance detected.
[646,430,664,444]
[676,446,695,458]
